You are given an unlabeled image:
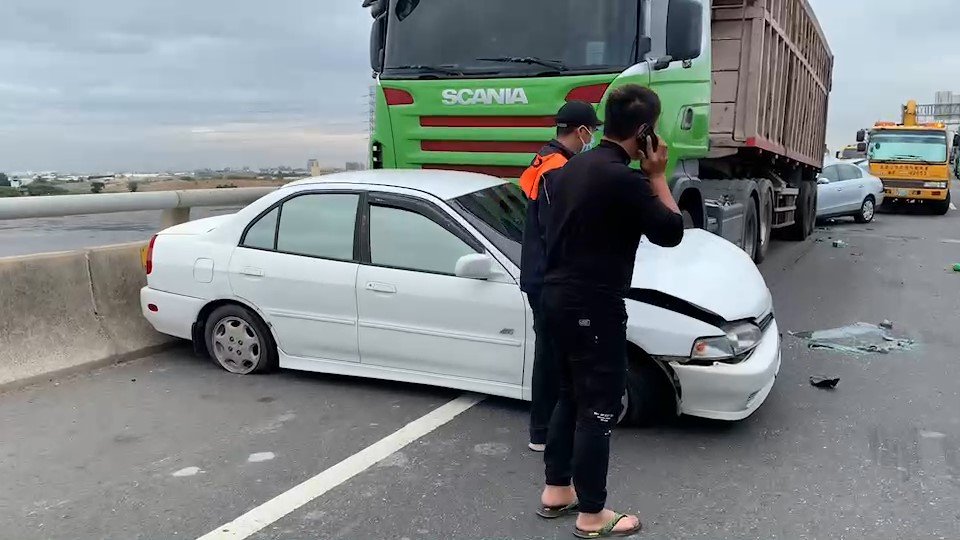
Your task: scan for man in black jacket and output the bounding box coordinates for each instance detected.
[536,85,684,538]
[519,101,601,453]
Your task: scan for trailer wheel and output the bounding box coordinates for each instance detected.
[784,179,817,241]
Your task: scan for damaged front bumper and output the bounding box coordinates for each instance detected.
[671,318,781,421]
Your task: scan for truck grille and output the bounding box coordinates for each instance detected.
[416,115,553,178]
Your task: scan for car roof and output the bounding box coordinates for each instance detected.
[284,169,507,200]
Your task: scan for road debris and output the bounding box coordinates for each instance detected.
[879,319,894,330]
[809,376,840,389]
[832,240,847,248]
[953,264,960,272]
[789,322,915,356]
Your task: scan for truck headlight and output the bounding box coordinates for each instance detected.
[689,322,763,363]
[923,181,948,189]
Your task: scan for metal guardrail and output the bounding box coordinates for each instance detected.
[0,187,278,226]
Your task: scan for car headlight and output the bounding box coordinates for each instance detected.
[688,322,763,363]
[923,181,948,189]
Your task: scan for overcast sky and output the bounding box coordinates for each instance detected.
[0,0,957,173]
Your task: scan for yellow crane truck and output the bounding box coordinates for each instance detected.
[857,100,954,214]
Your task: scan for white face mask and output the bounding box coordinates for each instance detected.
[578,127,598,153]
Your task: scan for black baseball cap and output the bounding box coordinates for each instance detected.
[556,101,602,129]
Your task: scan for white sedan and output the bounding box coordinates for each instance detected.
[141,170,780,424]
[816,160,885,223]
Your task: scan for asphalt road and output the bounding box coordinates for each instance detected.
[2,197,960,539]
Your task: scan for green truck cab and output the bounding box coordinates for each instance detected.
[364,0,833,262]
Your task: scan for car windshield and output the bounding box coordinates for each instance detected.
[868,130,948,163]
[450,183,525,266]
[382,0,641,78]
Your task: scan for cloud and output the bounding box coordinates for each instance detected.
[0,0,373,172]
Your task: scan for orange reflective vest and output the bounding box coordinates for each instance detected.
[519,152,568,201]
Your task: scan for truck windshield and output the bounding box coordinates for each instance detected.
[382,0,641,79]
[868,131,948,163]
[451,183,525,267]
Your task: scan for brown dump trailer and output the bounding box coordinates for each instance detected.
[701,0,833,257]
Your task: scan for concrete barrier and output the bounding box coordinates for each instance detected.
[0,243,176,389]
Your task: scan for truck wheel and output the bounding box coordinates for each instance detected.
[619,353,676,427]
[931,191,951,215]
[754,181,774,264]
[784,179,817,240]
[743,198,760,262]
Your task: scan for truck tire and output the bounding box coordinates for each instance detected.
[743,197,760,262]
[754,180,774,264]
[931,191,951,215]
[784,179,817,240]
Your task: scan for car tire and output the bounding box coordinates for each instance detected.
[854,196,876,224]
[204,304,278,375]
[931,191,951,216]
[619,353,676,427]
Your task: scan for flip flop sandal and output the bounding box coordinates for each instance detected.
[573,512,642,538]
[536,501,580,519]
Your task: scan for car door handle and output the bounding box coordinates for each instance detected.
[240,266,264,277]
[365,281,397,294]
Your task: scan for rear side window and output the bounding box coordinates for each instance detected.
[241,193,360,261]
[838,164,862,181]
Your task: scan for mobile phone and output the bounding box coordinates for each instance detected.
[637,124,659,153]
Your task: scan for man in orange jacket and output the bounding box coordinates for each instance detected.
[519,101,601,452]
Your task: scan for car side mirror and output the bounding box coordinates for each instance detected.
[455,253,494,280]
[817,176,830,185]
[856,129,866,143]
[666,0,703,62]
[369,14,387,72]
[856,142,867,153]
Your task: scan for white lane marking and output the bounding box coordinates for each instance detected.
[172,466,202,477]
[940,239,960,244]
[247,452,276,463]
[197,394,483,540]
[950,203,957,211]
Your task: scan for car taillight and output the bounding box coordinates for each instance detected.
[383,88,414,106]
[565,83,610,104]
[145,234,157,275]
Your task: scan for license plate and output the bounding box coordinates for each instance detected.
[897,189,909,197]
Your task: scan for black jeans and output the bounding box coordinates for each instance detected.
[527,289,559,445]
[542,285,627,514]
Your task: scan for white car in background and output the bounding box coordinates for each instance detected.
[816,160,885,223]
[141,170,780,424]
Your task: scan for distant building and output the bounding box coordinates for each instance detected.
[308,159,322,177]
[345,162,365,171]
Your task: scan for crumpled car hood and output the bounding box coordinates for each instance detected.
[630,230,772,322]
